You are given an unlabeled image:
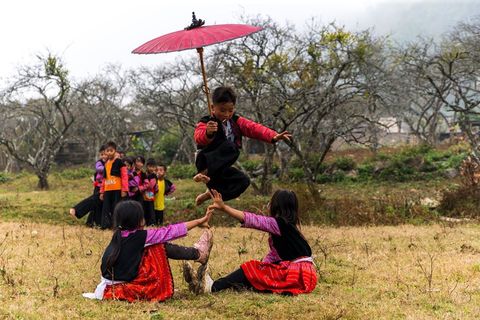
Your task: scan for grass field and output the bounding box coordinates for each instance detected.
[1,173,480,319]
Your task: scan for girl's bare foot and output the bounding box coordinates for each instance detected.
[193,173,210,184]
[69,208,76,218]
[195,191,211,206]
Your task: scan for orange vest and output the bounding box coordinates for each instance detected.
[104,160,122,191]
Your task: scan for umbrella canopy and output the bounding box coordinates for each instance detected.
[132,13,263,115]
[132,24,262,54]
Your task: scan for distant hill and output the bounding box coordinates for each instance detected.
[357,1,480,42]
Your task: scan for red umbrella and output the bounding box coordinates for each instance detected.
[132,12,263,115]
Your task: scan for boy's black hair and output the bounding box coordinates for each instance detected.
[135,155,145,164]
[99,144,107,152]
[146,158,156,167]
[269,189,300,226]
[123,156,134,166]
[212,86,236,105]
[104,201,145,272]
[105,141,117,150]
[157,164,167,171]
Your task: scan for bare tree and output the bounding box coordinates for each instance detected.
[279,24,388,198]
[0,54,73,189]
[210,16,299,195]
[129,59,205,163]
[71,64,133,160]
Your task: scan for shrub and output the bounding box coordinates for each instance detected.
[0,173,10,184]
[357,163,375,180]
[240,159,262,172]
[168,164,197,179]
[334,157,356,171]
[439,185,480,218]
[289,168,305,181]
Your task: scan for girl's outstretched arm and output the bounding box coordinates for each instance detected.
[208,189,245,223]
[185,207,213,230]
[145,208,212,245]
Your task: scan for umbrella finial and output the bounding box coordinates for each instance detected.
[185,11,205,30]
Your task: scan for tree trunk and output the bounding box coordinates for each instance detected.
[287,141,321,202]
[276,145,291,180]
[459,118,480,160]
[37,173,49,190]
[259,144,275,195]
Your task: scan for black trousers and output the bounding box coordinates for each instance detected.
[130,192,144,203]
[154,210,164,225]
[164,243,199,260]
[101,190,122,229]
[207,167,250,201]
[211,268,252,292]
[143,201,155,226]
[196,141,250,201]
[74,187,102,227]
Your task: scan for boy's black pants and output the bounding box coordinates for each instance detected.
[101,190,122,229]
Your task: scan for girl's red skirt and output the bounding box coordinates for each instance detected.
[103,244,174,302]
[241,259,317,295]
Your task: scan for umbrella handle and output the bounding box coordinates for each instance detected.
[197,47,213,116]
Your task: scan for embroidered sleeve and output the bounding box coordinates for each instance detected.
[166,183,176,195]
[241,212,281,235]
[95,161,104,175]
[145,223,188,245]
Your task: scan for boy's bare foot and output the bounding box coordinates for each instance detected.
[69,208,76,218]
[195,191,211,206]
[193,173,210,184]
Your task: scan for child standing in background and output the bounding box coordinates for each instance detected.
[154,164,176,225]
[69,145,107,227]
[143,158,158,226]
[99,141,128,229]
[131,156,147,203]
[123,156,137,199]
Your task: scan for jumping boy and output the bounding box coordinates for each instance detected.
[193,86,291,205]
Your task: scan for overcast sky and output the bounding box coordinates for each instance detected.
[0,0,475,81]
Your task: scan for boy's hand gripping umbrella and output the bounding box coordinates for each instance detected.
[132,12,263,115]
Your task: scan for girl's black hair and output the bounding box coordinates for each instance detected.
[135,155,145,164]
[212,86,236,105]
[123,156,134,166]
[104,200,145,272]
[146,158,156,167]
[99,144,107,152]
[269,189,300,226]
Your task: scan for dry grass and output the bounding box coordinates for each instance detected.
[1,222,480,319]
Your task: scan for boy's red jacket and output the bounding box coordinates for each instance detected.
[194,115,277,147]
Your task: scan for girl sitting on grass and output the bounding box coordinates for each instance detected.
[184,189,317,295]
[83,200,213,302]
